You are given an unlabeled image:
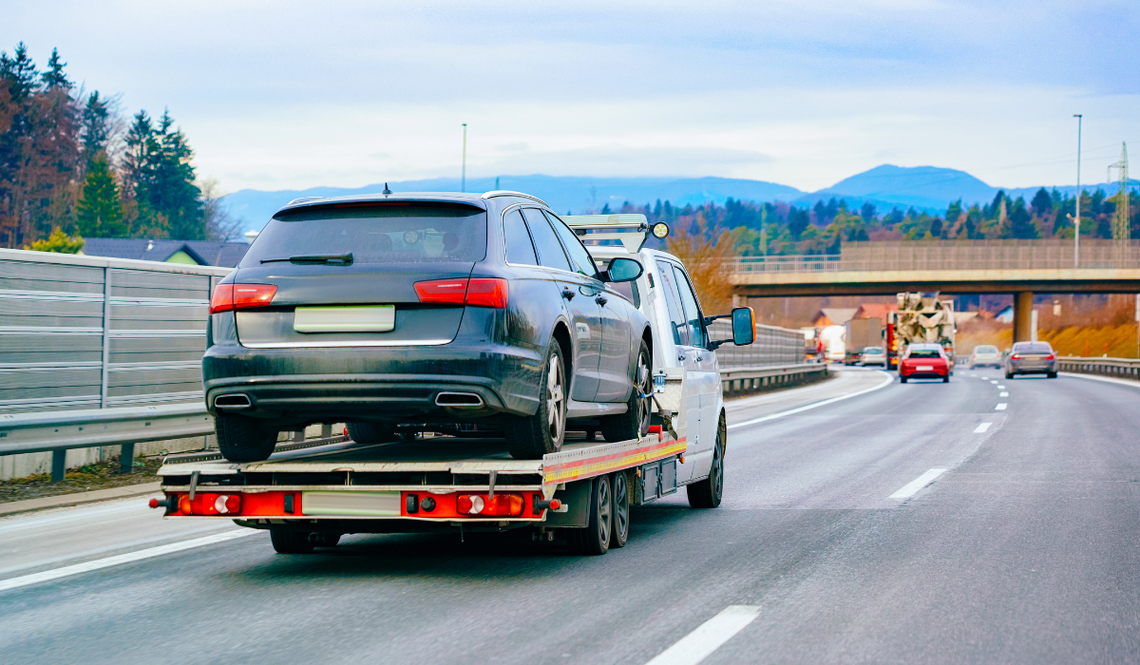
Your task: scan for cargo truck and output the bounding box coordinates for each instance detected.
[843,317,883,365]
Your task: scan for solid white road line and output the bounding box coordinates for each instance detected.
[1000,392,1009,397]
[0,529,256,593]
[995,403,1007,410]
[889,468,947,499]
[728,372,893,430]
[645,605,762,665]
[973,422,992,433]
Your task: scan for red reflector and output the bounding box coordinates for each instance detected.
[456,493,524,516]
[415,279,468,304]
[210,283,276,314]
[414,278,509,308]
[465,278,508,308]
[548,499,562,510]
[176,493,243,516]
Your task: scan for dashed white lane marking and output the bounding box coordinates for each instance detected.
[1000,392,1009,397]
[0,530,256,593]
[728,372,893,430]
[974,422,992,433]
[990,380,999,384]
[889,468,948,499]
[995,403,1007,411]
[645,605,762,665]
[997,385,1006,389]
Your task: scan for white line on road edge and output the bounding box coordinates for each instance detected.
[1000,392,1008,397]
[644,605,761,665]
[728,372,893,430]
[0,530,256,593]
[995,403,1007,410]
[974,423,992,433]
[889,468,947,499]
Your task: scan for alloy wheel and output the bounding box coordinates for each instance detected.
[546,356,566,444]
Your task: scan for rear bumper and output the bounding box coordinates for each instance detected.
[203,342,542,425]
[1008,362,1057,374]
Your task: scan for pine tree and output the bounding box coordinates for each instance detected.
[76,152,126,237]
[80,91,112,163]
[40,48,69,89]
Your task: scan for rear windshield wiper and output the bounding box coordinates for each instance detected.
[260,253,353,265]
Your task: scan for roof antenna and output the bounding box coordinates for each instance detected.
[382,183,391,195]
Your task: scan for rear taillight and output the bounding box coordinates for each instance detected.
[210,284,277,314]
[1045,353,1056,360]
[1011,353,1022,360]
[456,493,523,516]
[414,278,508,309]
[177,493,242,515]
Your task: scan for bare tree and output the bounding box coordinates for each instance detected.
[199,177,243,241]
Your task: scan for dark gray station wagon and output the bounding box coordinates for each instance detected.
[204,191,653,462]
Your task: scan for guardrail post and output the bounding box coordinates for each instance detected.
[51,450,66,482]
[120,442,134,474]
[321,424,332,438]
[100,267,112,409]
[293,430,305,443]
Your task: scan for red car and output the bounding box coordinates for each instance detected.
[899,344,950,383]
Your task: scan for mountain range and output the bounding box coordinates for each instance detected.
[221,166,1138,235]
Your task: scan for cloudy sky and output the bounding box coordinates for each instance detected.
[5,1,1138,193]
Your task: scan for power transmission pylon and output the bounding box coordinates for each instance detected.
[1108,142,1130,242]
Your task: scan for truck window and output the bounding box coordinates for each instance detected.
[655,263,689,346]
[671,265,707,349]
[503,209,538,265]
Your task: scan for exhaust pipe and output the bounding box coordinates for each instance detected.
[435,392,484,407]
[214,393,252,409]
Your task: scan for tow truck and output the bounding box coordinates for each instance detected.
[152,212,755,556]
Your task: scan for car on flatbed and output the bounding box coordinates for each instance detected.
[204,190,653,462]
[156,211,756,556]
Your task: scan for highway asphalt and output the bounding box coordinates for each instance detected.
[2,367,1139,664]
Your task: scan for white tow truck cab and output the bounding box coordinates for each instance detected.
[152,214,754,556]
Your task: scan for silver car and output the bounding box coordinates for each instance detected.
[1005,341,1058,379]
[859,346,887,367]
[969,344,1002,369]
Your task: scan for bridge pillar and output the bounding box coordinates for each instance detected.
[1013,291,1034,342]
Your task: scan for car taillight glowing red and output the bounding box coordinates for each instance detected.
[1045,353,1055,360]
[414,278,508,308]
[456,493,523,516]
[210,284,277,314]
[1011,353,1022,360]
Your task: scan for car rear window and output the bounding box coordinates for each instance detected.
[1014,342,1053,353]
[975,345,999,353]
[907,349,941,358]
[242,202,487,266]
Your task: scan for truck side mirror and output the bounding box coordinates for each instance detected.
[731,307,754,346]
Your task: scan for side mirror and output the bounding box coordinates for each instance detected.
[605,257,643,283]
[731,307,755,346]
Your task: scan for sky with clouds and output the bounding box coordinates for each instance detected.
[4,0,1138,193]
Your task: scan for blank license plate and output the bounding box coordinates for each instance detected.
[917,365,934,371]
[301,491,401,516]
[294,305,395,333]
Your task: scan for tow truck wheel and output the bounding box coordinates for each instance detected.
[601,340,652,443]
[610,472,630,549]
[216,414,278,462]
[270,527,315,554]
[687,418,725,509]
[506,342,567,459]
[568,475,612,555]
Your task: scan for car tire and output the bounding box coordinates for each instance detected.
[270,528,315,554]
[567,475,612,556]
[900,376,908,383]
[943,375,950,383]
[506,341,567,460]
[1005,371,1013,379]
[346,422,396,444]
[216,414,278,462]
[601,340,652,443]
[1047,371,1057,379]
[687,416,725,509]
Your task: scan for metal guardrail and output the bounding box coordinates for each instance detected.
[720,362,829,395]
[1058,356,1140,380]
[730,239,1140,275]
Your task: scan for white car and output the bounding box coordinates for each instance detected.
[859,346,887,367]
[569,215,754,508]
[969,344,1002,369]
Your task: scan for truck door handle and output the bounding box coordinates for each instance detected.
[561,288,575,300]
[595,295,607,306]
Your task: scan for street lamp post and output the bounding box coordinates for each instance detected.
[461,123,467,193]
[1073,114,1082,268]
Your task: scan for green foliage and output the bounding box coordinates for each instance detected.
[76,152,126,236]
[26,226,83,253]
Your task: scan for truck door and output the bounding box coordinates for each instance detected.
[656,262,713,483]
[520,208,602,401]
[667,264,719,480]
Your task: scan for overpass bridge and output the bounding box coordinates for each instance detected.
[730,240,1140,341]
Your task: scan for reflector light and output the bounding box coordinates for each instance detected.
[210,283,277,314]
[176,493,242,516]
[456,493,524,516]
[414,278,508,308]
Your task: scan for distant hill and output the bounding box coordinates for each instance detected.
[221,168,1137,234]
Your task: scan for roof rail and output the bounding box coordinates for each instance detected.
[481,190,550,207]
[562,214,669,253]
